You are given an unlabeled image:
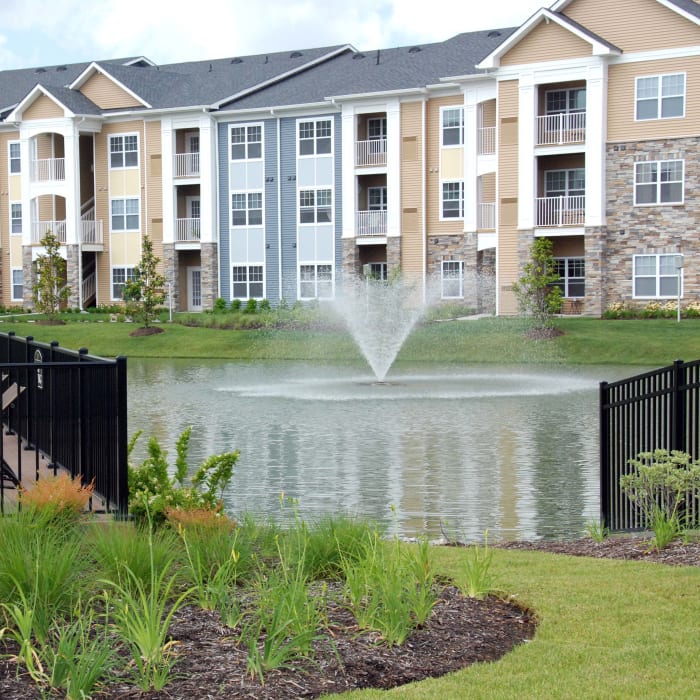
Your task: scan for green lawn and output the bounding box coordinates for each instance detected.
[0,315,698,366]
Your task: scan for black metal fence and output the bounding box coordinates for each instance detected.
[1,331,128,515]
[600,359,700,531]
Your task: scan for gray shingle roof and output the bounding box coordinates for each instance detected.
[219,29,516,111]
[666,0,700,19]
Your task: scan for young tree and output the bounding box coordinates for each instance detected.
[511,237,563,330]
[32,230,70,321]
[123,234,166,330]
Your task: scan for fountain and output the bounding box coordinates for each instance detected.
[332,274,433,382]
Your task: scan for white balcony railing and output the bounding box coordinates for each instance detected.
[174,152,200,177]
[536,112,586,146]
[355,139,387,167]
[82,271,96,304]
[80,219,103,245]
[478,126,496,155]
[176,218,201,242]
[32,220,67,244]
[30,157,66,182]
[477,202,496,230]
[356,210,387,236]
[536,195,585,227]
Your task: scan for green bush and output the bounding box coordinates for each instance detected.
[243,299,257,314]
[213,298,228,313]
[230,299,242,311]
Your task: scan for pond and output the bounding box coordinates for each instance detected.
[126,359,636,541]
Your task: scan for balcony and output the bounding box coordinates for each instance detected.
[32,220,66,244]
[356,210,387,237]
[477,202,495,230]
[355,139,387,167]
[174,152,200,178]
[30,157,66,182]
[478,127,496,155]
[80,219,103,246]
[536,195,585,228]
[176,218,201,242]
[536,112,586,146]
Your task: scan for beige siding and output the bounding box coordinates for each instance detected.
[500,21,592,66]
[145,121,163,258]
[481,99,496,128]
[80,73,143,110]
[564,0,700,53]
[23,95,64,120]
[608,56,700,141]
[400,101,424,278]
[479,172,496,202]
[94,124,111,304]
[497,80,520,315]
[0,134,9,306]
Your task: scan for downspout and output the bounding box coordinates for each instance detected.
[276,112,282,303]
[421,98,427,302]
[143,122,148,259]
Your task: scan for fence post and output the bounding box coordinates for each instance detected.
[672,359,686,453]
[599,380,610,528]
[116,356,129,518]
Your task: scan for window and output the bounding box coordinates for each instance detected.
[299,264,333,299]
[442,181,464,218]
[368,187,387,210]
[299,189,332,223]
[299,119,332,156]
[634,254,682,298]
[367,117,387,140]
[112,266,137,300]
[553,258,585,297]
[11,269,23,301]
[545,88,586,115]
[232,192,263,226]
[9,142,20,174]
[111,198,140,231]
[544,169,585,198]
[232,265,264,299]
[441,260,464,298]
[634,160,683,205]
[231,125,262,160]
[109,134,138,168]
[636,73,685,120]
[442,107,464,146]
[365,262,387,281]
[10,203,21,234]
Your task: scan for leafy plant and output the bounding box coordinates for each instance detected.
[123,234,166,328]
[458,532,496,599]
[511,237,562,330]
[585,518,609,543]
[620,449,700,543]
[128,427,239,525]
[32,230,70,320]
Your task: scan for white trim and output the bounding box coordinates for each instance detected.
[633,159,684,206]
[5,85,73,122]
[296,116,333,158]
[634,72,686,121]
[68,62,151,108]
[552,0,700,27]
[229,121,264,162]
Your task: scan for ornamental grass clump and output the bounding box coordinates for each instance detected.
[19,472,93,523]
[620,449,700,549]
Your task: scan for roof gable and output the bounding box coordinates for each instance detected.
[6,85,71,122]
[478,8,621,69]
[70,63,150,109]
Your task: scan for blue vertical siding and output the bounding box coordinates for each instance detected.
[334,115,343,292]
[280,117,298,303]
[264,119,280,303]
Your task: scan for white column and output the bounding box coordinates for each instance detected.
[160,118,174,244]
[386,99,401,238]
[518,74,536,230]
[198,116,216,244]
[341,106,355,240]
[464,91,479,234]
[585,63,607,228]
[64,127,79,245]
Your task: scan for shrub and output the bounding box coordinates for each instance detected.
[213,297,228,313]
[19,472,93,522]
[230,298,242,311]
[259,299,271,312]
[243,299,257,314]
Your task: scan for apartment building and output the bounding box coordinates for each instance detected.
[0,0,698,316]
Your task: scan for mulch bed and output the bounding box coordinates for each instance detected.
[129,326,165,337]
[1,535,697,699]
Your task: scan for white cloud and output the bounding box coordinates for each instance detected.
[0,0,545,69]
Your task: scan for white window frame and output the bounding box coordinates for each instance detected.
[111,266,137,301]
[299,188,332,224]
[110,197,140,232]
[545,87,586,115]
[544,169,585,197]
[633,159,684,205]
[441,180,464,219]
[299,263,333,300]
[109,134,139,169]
[298,118,332,157]
[441,260,464,299]
[9,141,20,174]
[633,254,682,299]
[230,123,263,161]
[367,186,387,211]
[10,202,22,234]
[441,106,464,147]
[635,73,685,121]
[231,191,263,227]
[232,264,264,299]
[11,268,23,301]
[554,257,585,298]
[367,117,387,140]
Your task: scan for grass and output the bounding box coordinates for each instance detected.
[1,315,699,366]
[339,546,700,699]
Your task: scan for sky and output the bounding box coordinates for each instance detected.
[0,0,547,71]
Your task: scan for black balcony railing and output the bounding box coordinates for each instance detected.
[0,332,128,516]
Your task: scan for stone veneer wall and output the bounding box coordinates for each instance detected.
[603,137,700,310]
[65,244,80,309]
[22,246,33,308]
[342,239,361,277]
[162,243,180,312]
[386,236,401,276]
[200,242,218,310]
